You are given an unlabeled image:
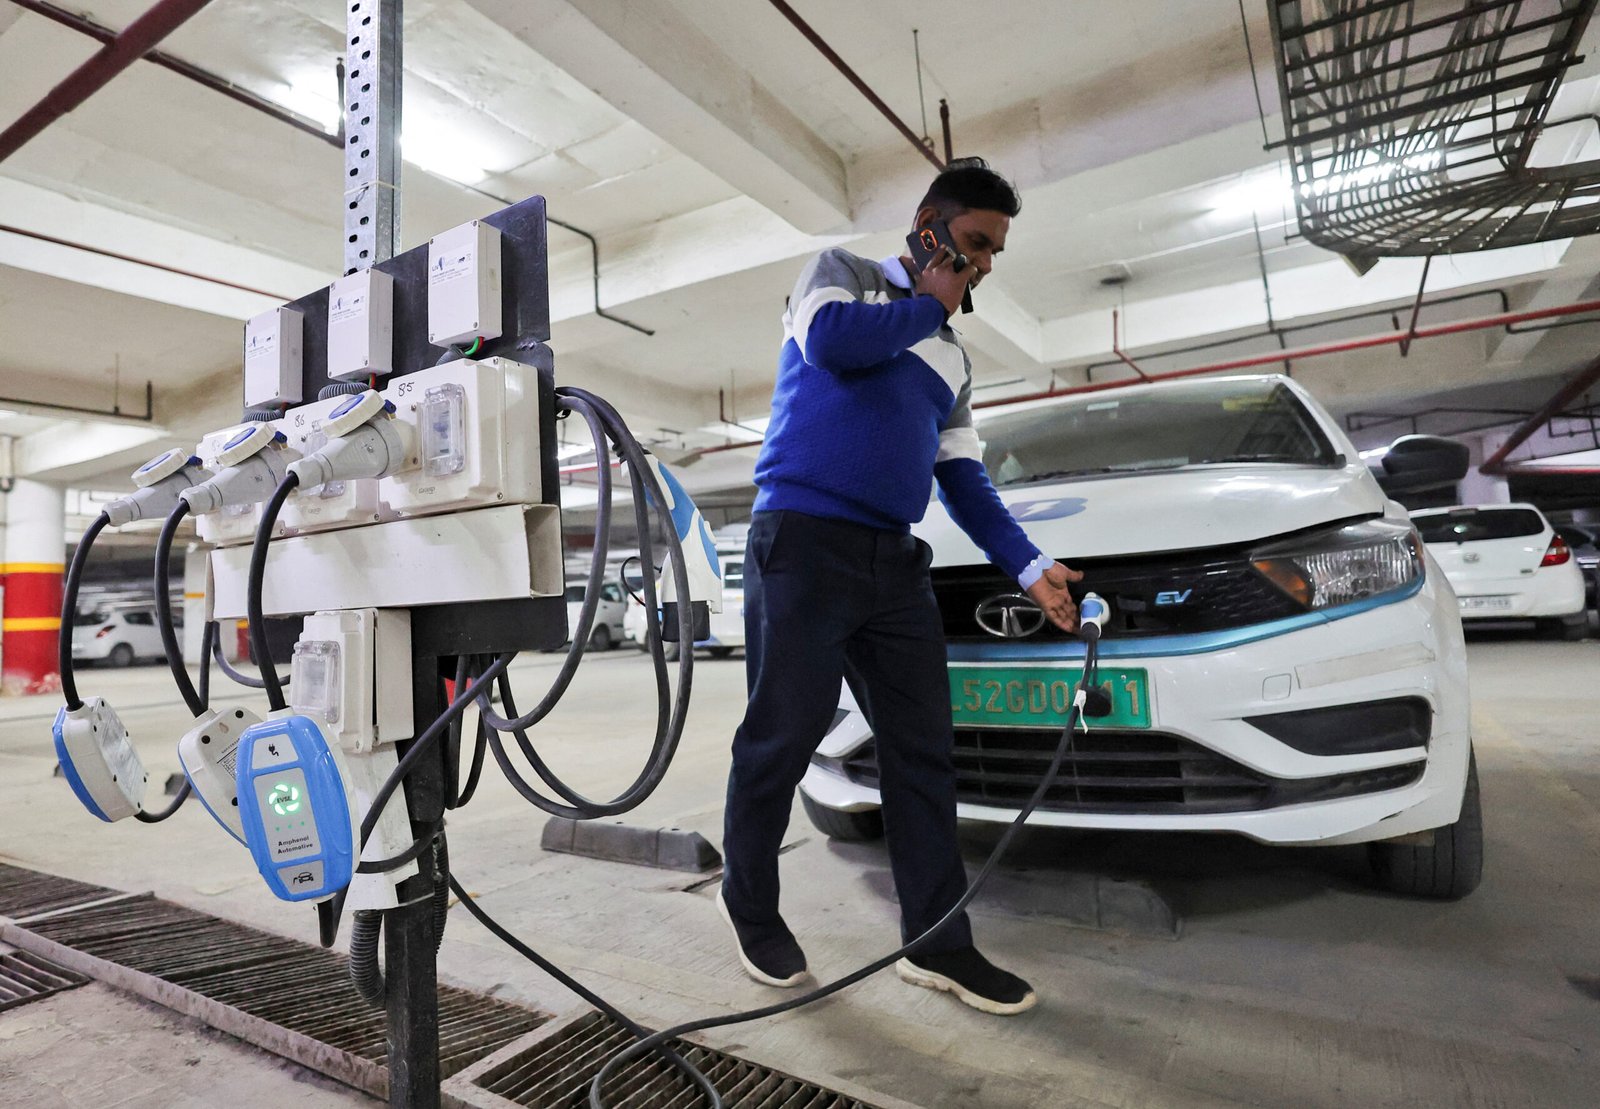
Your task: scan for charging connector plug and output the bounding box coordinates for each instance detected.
[105,449,212,527]
[178,704,264,844]
[53,698,147,822]
[286,391,411,488]
[181,425,297,515]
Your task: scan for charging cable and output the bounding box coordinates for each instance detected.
[581,615,1105,1108]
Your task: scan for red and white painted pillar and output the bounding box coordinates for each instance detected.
[2,480,66,696]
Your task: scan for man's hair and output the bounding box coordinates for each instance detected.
[918,156,1021,219]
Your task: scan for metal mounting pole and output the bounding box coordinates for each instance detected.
[344,0,403,275]
[341,3,439,1107]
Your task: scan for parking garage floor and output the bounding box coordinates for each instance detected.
[2,632,1597,1109]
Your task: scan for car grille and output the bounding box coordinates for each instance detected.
[933,553,1305,641]
[840,729,1424,815]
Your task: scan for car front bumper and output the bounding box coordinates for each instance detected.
[801,579,1471,847]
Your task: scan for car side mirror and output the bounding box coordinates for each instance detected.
[1371,435,1470,495]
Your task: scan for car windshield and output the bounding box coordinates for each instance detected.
[1415,508,1545,544]
[979,380,1339,488]
[563,585,585,602]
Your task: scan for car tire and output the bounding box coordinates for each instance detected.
[801,791,884,842]
[1367,750,1483,900]
[709,646,735,659]
[108,643,135,668]
[1538,616,1588,641]
[588,625,613,652]
[663,641,681,662]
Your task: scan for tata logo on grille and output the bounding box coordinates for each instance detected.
[974,593,1047,639]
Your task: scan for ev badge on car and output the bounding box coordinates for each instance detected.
[974,593,1047,639]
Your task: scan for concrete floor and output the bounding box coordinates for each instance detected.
[1,632,1597,1108]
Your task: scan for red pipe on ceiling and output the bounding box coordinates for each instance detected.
[973,295,1600,411]
[1479,350,1600,475]
[765,0,945,171]
[675,295,1600,458]
[0,0,216,164]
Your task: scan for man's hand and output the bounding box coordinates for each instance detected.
[1026,562,1085,632]
[914,248,977,317]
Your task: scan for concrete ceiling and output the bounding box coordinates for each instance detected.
[2,0,1599,506]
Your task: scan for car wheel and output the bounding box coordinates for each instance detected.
[588,624,613,651]
[663,641,681,662]
[801,791,884,842]
[709,646,734,659]
[1367,750,1483,900]
[108,643,135,668]
[1538,616,1587,641]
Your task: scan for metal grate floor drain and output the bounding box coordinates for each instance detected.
[16,894,548,1079]
[474,1010,884,1109]
[0,862,119,919]
[0,949,89,1013]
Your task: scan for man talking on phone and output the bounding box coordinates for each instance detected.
[718,157,1082,1015]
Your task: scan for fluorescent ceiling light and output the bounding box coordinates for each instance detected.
[402,116,488,186]
[1212,165,1295,217]
[556,442,596,461]
[279,77,341,133]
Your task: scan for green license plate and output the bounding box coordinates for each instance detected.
[948,665,1151,729]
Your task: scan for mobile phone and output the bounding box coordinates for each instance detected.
[905,220,974,314]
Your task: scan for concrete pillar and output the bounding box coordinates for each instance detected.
[2,479,66,695]
[1459,431,1511,506]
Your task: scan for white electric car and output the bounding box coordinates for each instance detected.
[800,374,1482,899]
[1412,504,1587,639]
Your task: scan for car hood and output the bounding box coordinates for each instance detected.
[916,464,1386,564]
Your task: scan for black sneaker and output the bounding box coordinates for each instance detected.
[717,889,808,987]
[897,947,1036,1015]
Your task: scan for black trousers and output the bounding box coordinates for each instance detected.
[721,509,973,953]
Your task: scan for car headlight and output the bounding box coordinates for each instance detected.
[1251,520,1423,611]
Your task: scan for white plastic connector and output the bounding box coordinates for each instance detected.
[343,745,418,911]
[105,451,212,527]
[181,443,295,516]
[285,410,410,489]
[177,704,264,844]
[132,448,192,488]
[645,453,723,615]
[53,699,147,822]
[217,423,283,468]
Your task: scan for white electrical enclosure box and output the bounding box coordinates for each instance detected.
[193,422,277,547]
[380,357,541,517]
[277,395,388,534]
[243,307,303,408]
[428,220,503,348]
[291,608,412,754]
[327,269,394,380]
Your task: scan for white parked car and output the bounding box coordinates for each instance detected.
[564,582,627,651]
[800,374,1483,899]
[1412,504,1587,639]
[71,606,169,667]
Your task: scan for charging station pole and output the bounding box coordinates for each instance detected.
[340,4,443,1106]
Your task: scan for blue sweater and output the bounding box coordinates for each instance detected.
[753,248,1046,584]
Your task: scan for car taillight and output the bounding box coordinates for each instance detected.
[95,626,115,638]
[1542,536,1571,567]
